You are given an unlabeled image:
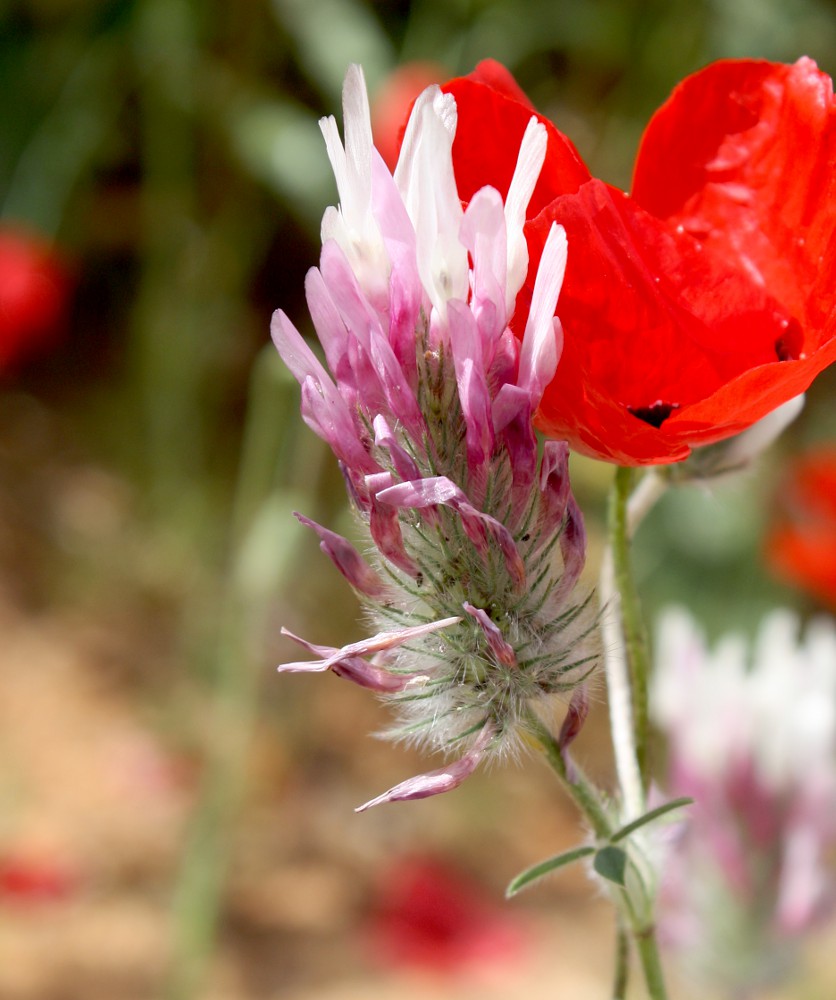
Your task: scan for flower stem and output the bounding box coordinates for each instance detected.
[613,919,629,999]
[527,711,611,839]
[599,544,644,821]
[609,466,654,793]
[600,467,671,1000]
[635,925,669,1000]
[530,710,671,1000]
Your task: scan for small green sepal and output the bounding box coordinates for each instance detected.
[505,845,595,898]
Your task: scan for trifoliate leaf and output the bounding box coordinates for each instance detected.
[593,845,628,887]
[506,845,595,898]
[610,797,693,844]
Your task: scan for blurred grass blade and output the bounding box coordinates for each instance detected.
[2,37,123,237]
[271,0,393,100]
[231,98,334,227]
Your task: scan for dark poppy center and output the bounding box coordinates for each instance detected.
[627,400,680,428]
[774,318,804,362]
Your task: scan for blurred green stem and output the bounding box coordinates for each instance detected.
[613,919,629,999]
[133,0,204,512]
[165,614,257,1000]
[2,36,122,237]
[165,348,306,1000]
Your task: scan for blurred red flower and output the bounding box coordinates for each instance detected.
[442,59,836,465]
[767,448,836,609]
[0,226,72,375]
[366,854,525,974]
[371,62,446,172]
[0,853,77,905]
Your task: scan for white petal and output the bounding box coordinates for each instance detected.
[505,117,547,314]
[518,223,567,404]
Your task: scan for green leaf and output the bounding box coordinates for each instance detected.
[610,797,693,844]
[593,846,628,887]
[505,845,595,898]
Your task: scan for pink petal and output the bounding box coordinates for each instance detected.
[367,471,420,577]
[319,241,424,438]
[555,496,587,602]
[294,512,388,598]
[373,415,422,482]
[272,309,375,474]
[355,725,495,811]
[377,476,525,588]
[377,475,466,508]
[558,684,589,753]
[279,626,336,659]
[448,300,494,471]
[332,657,428,692]
[462,602,516,667]
[280,627,431,692]
[458,500,526,590]
[536,440,571,545]
[492,382,538,500]
[313,616,461,672]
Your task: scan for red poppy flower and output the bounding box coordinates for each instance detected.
[0,226,71,374]
[0,853,78,905]
[767,448,836,609]
[442,59,836,464]
[365,854,525,973]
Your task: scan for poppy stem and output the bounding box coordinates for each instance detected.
[602,466,671,1000]
[607,467,664,798]
[599,540,645,820]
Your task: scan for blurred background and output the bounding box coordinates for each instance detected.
[3,1,836,998]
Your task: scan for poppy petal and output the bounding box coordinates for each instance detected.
[527,180,797,463]
[442,71,590,215]
[633,57,836,338]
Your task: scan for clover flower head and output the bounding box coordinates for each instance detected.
[652,608,836,991]
[273,65,598,810]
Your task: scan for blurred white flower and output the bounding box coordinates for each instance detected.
[652,608,836,995]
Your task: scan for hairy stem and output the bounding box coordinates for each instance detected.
[599,543,644,821]
[610,466,653,790]
[600,467,671,999]
[531,710,671,1000]
[635,924,669,1000]
[527,711,611,839]
[613,919,630,1000]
